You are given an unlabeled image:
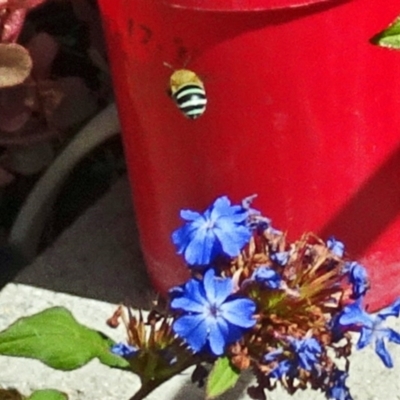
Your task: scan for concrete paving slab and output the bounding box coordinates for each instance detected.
[13,177,154,309]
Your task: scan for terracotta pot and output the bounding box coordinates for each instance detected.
[98,0,400,310]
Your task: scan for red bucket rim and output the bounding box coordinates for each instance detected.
[162,0,334,11]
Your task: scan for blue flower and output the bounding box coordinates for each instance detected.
[111,343,137,357]
[327,237,345,258]
[345,262,369,299]
[326,369,353,400]
[269,360,293,379]
[264,337,322,379]
[263,348,294,379]
[329,313,347,343]
[170,268,256,355]
[289,337,322,371]
[338,298,400,367]
[172,196,252,265]
[252,266,282,289]
[264,347,284,363]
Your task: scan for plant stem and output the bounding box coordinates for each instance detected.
[129,381,160,400]
[129,358,198,400]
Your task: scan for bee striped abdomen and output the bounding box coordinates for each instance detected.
[168,68,207,119]
[173,83,207,119]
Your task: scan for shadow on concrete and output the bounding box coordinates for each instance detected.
[7,177,155,309]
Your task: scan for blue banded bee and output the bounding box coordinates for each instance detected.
[167,67,207,119]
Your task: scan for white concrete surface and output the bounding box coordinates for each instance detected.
[13,177,153,308]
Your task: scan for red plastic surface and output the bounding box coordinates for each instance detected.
[162,0,331,11]
[98,0,400,311]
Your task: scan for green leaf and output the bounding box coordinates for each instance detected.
[27,389,68,400]
[206,357,240,399]
[371,16,400,49]
[0,307,129,371]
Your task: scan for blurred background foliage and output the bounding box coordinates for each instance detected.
[0,0,125,249]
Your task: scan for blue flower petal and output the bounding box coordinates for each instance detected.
[269,359,292,379]
[207,317,229,355]
[214,224,251,257]
[171,278,206,309]
[289,337,321,371]
[338,302,373,328]
[252,267,282,289]
[375,337,393,368]
[209,196,231,215]
[169,285,184,298]
[183,227,216,265]
[326,369,353,400]
[203,269,233,306]
[357,326,374,349]
[170,295,206,313]
[264,348,283,362]
[223,321,248,344]
[218,209,248,224]
[387,327,400,344]
[298,353,313,370]
[327,237,345,258]
[220,299,256,328]
[171,223,197,254]
[111,343,137,357]
[173,314,208,353]
[306,337,322,353]
[378,297,400,319]
[346,262,369,298]
[210,197,247,220]
[180,209,202,221]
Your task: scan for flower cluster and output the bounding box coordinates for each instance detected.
[110,195,400,400]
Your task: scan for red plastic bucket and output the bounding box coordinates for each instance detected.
[98,0,400,311]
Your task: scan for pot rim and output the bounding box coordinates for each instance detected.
[161,0,335,12]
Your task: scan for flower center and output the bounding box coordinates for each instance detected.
[371,318,385,339]
[208,303,220,318]
[204,218,215,230]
